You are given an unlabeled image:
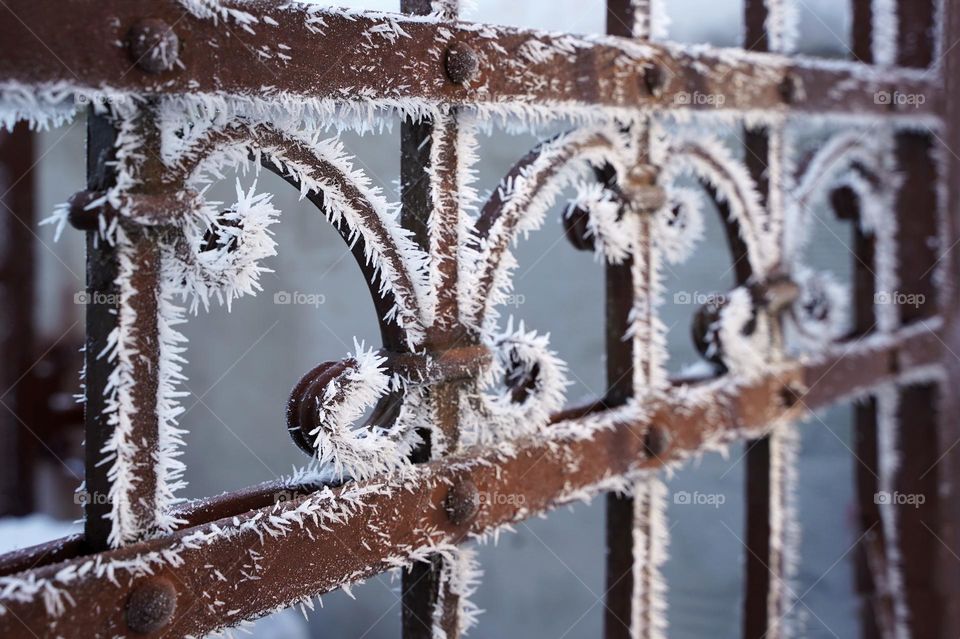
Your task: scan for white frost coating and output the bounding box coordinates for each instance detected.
[431,545,483,639]
[872,0,899,66]
[649,0,671,41]
[176,126,431,345]
[177,0,258,28]
[463,126,631,332]
[99,228,147,548]
[653,186,705,265]
[464,319,569,446]
[628,214,670,393]
[876,389,909,639]
[786,127,899,332]
[424,112,481,329]
[307,343,417,482]
[630,476,669,639]
[155,282,190,533]
[767,424,801,639]
[0,480,390,620]
[565,181,633,264]
[165,179,281,313]
[718,287,774,377]
[652,125,776,276]
[783,267,849,354]
[764,0,800,54]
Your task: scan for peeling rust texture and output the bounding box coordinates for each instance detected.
[0,327,942,638]
[0,0,941,117]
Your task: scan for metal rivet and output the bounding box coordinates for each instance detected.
[445,41,479,84]
[889,349,901,375]
[643,63,664,97]
[644,425,671,458]
[780,385,802,409]
[778,73,800,104]
[127,18,180,75]
[444,479,480,525]
[125,577,177,635]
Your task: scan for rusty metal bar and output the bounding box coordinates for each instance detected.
[398,2,466,637]
[0,1,941,118]
[0,325,941,639]
[844,3,892,636]
[886,3,953,638]
[0,124,35,517]
[936,5,960,637]
[602,1,652,636]
[82,111,123,551]
[740,3,783,637]
[82,108,166,551]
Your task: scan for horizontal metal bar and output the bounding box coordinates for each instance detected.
[0,1,940,119]
[0,323,943,638]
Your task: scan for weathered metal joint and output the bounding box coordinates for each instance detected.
[625,165,667,214]
[750,274,801,316]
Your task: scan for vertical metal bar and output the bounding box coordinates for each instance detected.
[740,3,783,638]
[82,109,163,551]
[936,6,960,636]
[82,112,121,550]
[889,3,949,637]
[844,4,891,636]
[603,3,658,639]
[0,123,35,516]
[399,3,464,637]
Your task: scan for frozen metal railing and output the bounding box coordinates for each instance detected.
[0,1,957,638]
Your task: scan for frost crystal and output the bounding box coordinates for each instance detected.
[165,179,281,313]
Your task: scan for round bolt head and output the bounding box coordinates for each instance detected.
[444,479,480,525]
[445,41,479,84]
[778,73,801,104]
[126,577,177,635]
[780,385,802,409]
[127,18,180,74]
[644,425,671,459]
[643,64,664,96]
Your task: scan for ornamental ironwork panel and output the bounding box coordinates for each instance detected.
[0,1,958,638]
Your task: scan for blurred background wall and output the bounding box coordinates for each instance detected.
[3,1,865,637]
